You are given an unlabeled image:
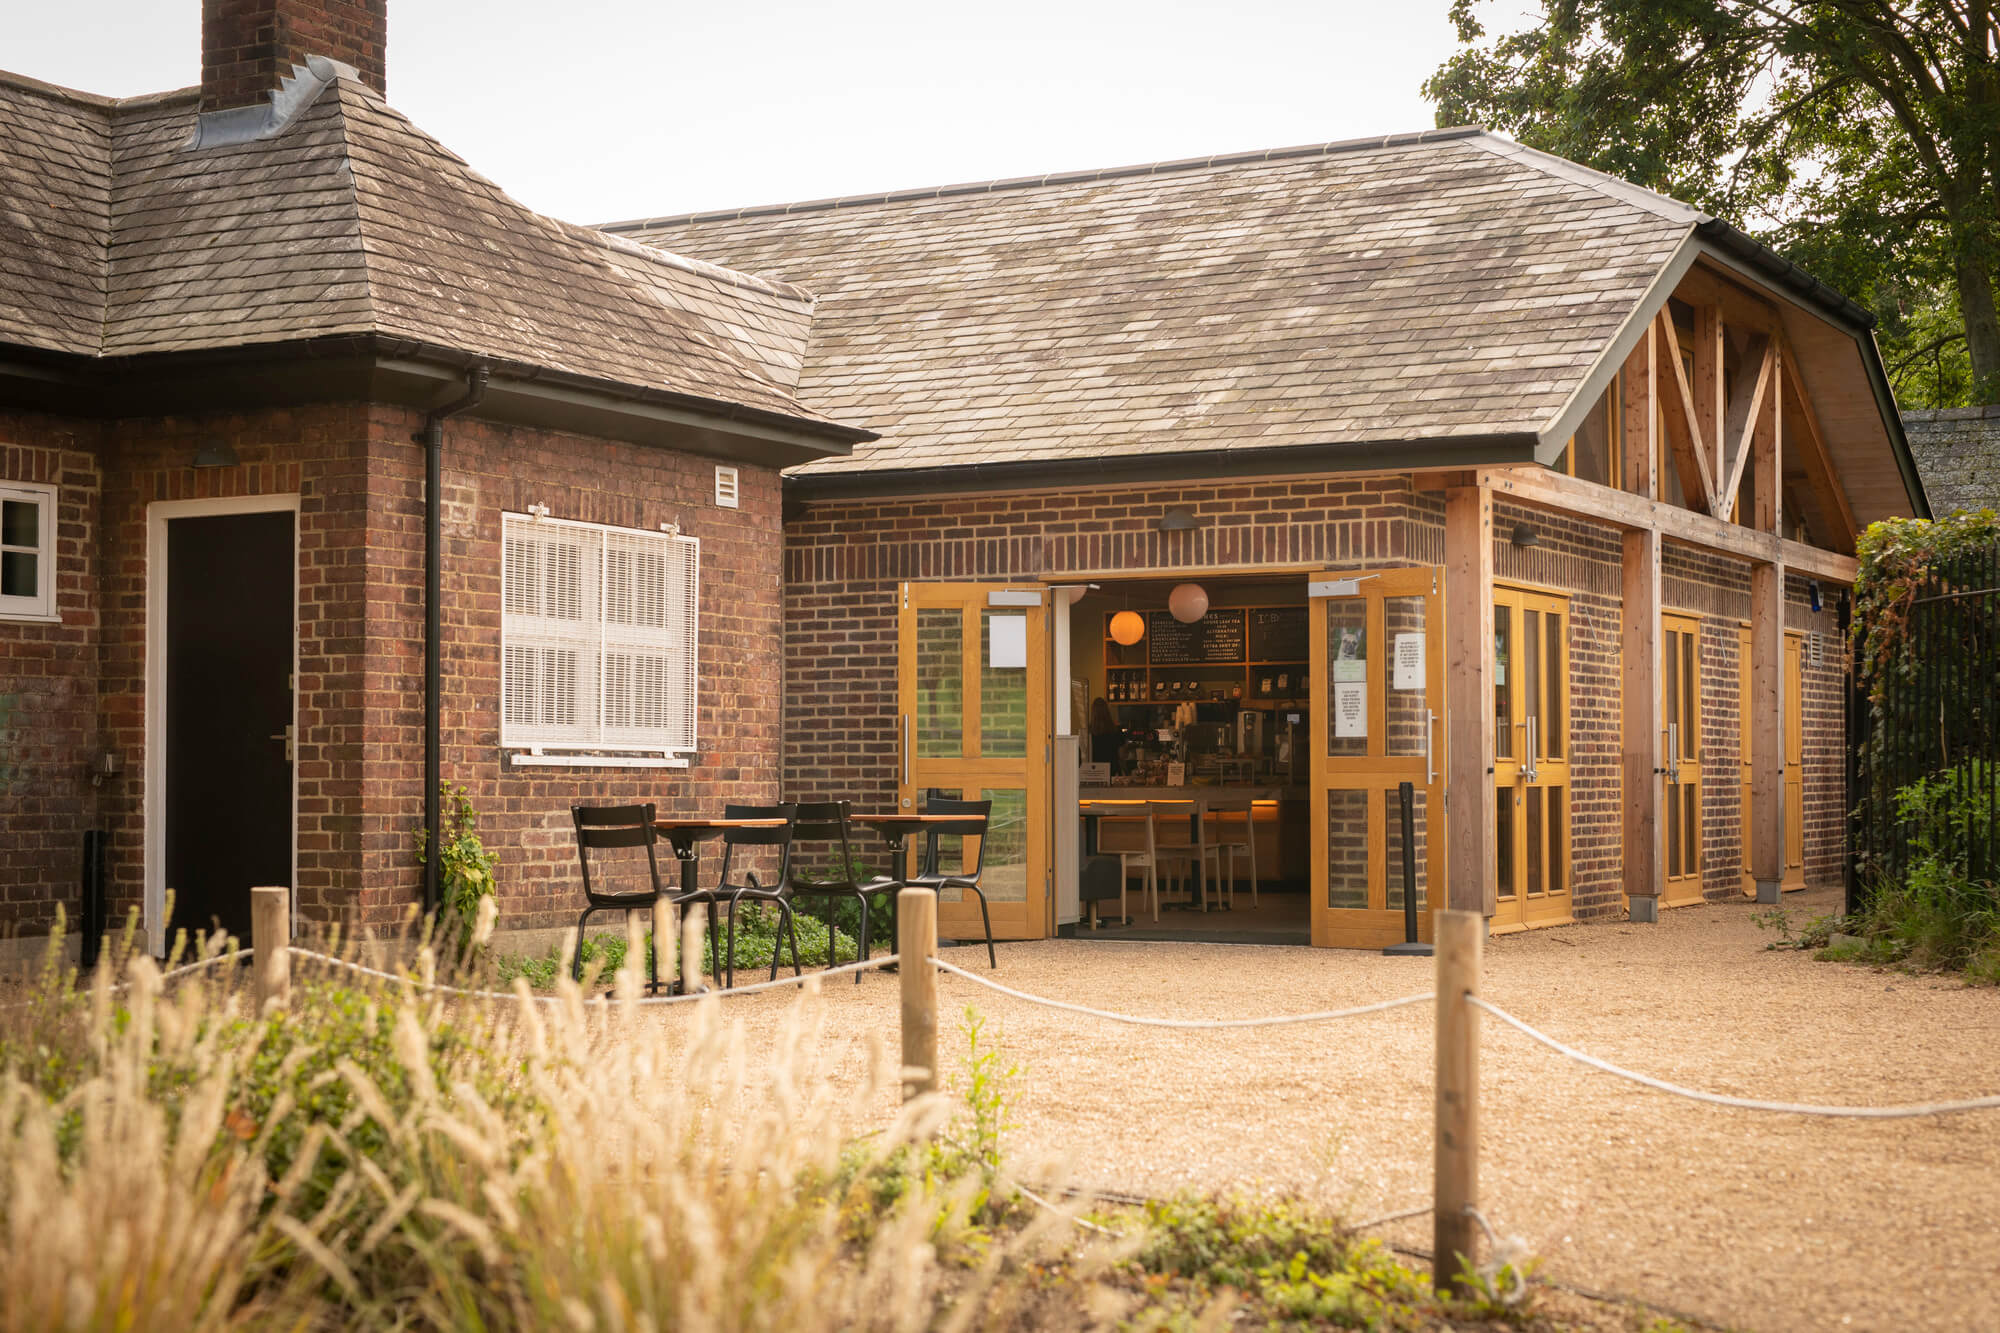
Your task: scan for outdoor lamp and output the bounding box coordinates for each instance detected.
[1156,507,1198,532]
[1510,521,1539,548]
[1168,582,1209,623]
[1110,610,1146,645]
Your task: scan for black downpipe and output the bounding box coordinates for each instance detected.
[418,365,490,915]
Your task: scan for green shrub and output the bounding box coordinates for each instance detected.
[1840,764,2000,978]
[412,782,497,959]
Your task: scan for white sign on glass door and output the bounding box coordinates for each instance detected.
[988,614,1027,668]
[1392,632,1424,690]
[1333,681,1366,737]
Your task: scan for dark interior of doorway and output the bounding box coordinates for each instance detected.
[1071,573,1314,946]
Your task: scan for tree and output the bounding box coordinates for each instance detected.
[1424,1,2000,407]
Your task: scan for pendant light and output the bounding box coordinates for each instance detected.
[1168,582,1209,624]
[1109,610,1146,646]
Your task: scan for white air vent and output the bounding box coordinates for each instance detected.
[714,465,740,509]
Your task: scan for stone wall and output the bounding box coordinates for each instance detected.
[1903,406,2000,516]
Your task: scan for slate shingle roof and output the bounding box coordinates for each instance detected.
[609,130,1701,476]
[0,68,843,433]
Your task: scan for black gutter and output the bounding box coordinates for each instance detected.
[418,365,489,916]
[784,431,1540,503]
[1693,218,1878,331]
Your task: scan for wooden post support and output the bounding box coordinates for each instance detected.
[1620,324,1657,500]
[1622,528,1663,922]
[898,886,939,1102]
[681,908,707,994]
[1443,484,1497,917]
[1750,561,1786,902]
[252,885,289,1012]
[1433,909,1482,1295]
[653,896,677,988]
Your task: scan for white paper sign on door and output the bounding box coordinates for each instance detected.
[1333,681,1366,737]
[988,614,1027,668]
[1392,632,1424,691]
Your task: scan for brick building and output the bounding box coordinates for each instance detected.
[0,1,868,959]
[616,133,1926,946]
[2,1,1929,959]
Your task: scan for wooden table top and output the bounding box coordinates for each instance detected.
[652,817,788,830]
[1077,785,1299,803]
[853,813,986,825]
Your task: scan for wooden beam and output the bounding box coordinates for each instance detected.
[1620,324,1657,499]
[1475,464,1859,582]
[1674,263,1783,336]
[1622,528,1663,918]
[1694,304,1724,485]
[1748,562,1785,899]
[1655,310,1717,512]
[1712,334,1775,519]
[1779,348,1859,555]
[1410,469,1477,492]
[1754,351,1782,535]
[1443,484,1497,918]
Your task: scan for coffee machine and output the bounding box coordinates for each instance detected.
[1236,709,1264,760]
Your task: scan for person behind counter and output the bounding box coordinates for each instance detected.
[1088,697,1127,774]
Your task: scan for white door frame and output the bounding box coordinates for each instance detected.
[144,493,301,952]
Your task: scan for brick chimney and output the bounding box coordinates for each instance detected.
[202,0,388,111]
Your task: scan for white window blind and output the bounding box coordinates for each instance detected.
[502,513,698,758]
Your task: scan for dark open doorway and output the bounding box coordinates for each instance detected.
[163,509,294,944]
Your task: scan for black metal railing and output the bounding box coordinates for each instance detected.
[1849,542,2000,905]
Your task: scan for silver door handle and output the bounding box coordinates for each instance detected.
[1667,722,1679,782]
[1524,715,1537,783]
[1423,708,1435,785]
[901,713,913,804]
[270,725,294,762]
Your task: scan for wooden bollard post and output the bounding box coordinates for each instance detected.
[681,907,707,994]
[898,887,938,1102]
[1433,909,1482,1294]
[252,886,290,1013]
[652,896,676,990]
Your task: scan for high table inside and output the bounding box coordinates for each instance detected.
[1075,784,1297,909]
[651,817,788,993]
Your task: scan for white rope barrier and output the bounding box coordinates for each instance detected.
[286,947,899,1007]
[158,949,252,982]
[931,957,1434,1029]
[1469,994,2000,1118]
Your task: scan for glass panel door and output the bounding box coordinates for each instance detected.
[899,583,1051,940]
[1736,626,1807,896]
[1308,566,1442,948]
[1493,586,1572,931]
[1662,613,1704,906]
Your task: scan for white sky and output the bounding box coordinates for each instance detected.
[9,1,1468,226]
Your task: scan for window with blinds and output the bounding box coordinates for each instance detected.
[501,513,699,758]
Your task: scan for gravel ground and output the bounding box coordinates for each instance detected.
[639,889,2000,1333]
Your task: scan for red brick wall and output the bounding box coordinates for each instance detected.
[11,400,781,944]
[785,477,1419,818]
[0,416,102,938]
[203,0,388,110]
[357,410,785,930]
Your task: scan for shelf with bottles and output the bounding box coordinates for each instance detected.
[1247,662,1310,702]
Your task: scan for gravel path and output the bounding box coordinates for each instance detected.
[639,889,2000,1332]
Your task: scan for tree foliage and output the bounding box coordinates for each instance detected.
[1424,1,2000,407]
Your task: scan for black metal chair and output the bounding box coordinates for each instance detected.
[906,796,998,969]
[783,800,901,983]
[569,803,664,990]
[710,802,803,989]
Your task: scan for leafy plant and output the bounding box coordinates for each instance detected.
[413,782,496,958]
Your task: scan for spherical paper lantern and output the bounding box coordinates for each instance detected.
[1168,582,1209,624]
[1109,610,1146,646]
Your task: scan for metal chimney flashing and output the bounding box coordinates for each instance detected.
[187,55,354,150]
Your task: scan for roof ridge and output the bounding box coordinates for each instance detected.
[597,125,1489,233]
[1459,133,1708,224]
[573,222,817,305]
[0,67,199,110]
[322,83,381,343]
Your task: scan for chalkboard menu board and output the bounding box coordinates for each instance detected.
[1145,608,1246,664]
[1250,607,1309,662]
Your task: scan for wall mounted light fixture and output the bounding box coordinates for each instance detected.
[1156,507,1198,532]
[191,440,239,468]
[1510,521,1539,549]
